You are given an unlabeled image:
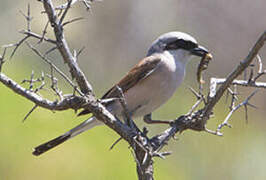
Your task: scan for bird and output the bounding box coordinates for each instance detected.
[33,31,211,156]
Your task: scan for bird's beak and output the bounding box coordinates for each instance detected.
[190,45,209,57]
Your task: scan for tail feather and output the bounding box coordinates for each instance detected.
[33,116,102,156]
[33,134,71,156]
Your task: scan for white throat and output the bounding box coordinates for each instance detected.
[159,49,191,76]
[166,49,192,66]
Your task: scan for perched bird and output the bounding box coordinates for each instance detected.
[33,31,210,156]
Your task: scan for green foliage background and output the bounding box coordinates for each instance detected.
[0,0,266,179]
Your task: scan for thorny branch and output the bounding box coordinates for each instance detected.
[0,1,265,180]
[0,47,7,72]
[0,0,139,164]
[216,90,258,134]
[25,42,83,95]
[42,0,93,94]
[152,31,266,143]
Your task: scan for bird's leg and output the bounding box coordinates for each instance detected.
[143,113,172,125]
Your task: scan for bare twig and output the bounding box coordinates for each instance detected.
[4,36,30,59]
[205,31,266,116]
[20,30,56,44]
[5,4,34,59]
[62,17,84,27]
[80,0,97,10]
[149,31,266,156]
[19,3,33,32]
[42,0,93,94]
[34,72,46,93]
[44,46,58,56]
[229,85,238,110]
[23,105,38,122]
[76,46,86,58]
[0,73,85,111]
[210,78,266,92]
[116,85,133,126]
[59,0,72,25]
[253,70,266,82]
[0,47,7,72]
[21,71,46,94]
[0,1,265,180]
[25,42,83,96]
[38,21,50,44]
[47,67,63,100]
[187,86,205,115]
[216,90,258,135]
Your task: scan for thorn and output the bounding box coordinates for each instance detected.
[188,86,200,99]
[152,151,172,159]
[77,46,85,57]
[246,102,258,109]
[248,68,254,83]
[10,36,30,59]
[62,17,84,27]
[109,137,122,150]
[244,104,248,124]
[22,105,38,122]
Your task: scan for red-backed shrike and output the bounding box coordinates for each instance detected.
[33,31,210,156]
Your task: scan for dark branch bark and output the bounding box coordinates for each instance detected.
[0,1,265,179]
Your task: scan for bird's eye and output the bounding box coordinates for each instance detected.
[165,39,197,51]
[178,40,197,50]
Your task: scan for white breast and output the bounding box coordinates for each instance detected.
[122,51,187,117]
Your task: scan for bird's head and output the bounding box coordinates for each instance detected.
[147,31,210,63]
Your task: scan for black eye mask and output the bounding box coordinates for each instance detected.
[165,39,197,51]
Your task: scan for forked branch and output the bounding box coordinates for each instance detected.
[0,1,265,180]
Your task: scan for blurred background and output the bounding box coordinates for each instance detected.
[0,0,266,179]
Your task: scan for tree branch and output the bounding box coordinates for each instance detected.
[148,30,266,156]
[205,31,266,114]
[0,1,265,179]
[0,73,85,110]
[42,0,93,95]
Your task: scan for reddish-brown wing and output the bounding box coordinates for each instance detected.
[78,55,161,116]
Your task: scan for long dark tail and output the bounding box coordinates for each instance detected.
[33,134,71,156]
[33,116,102,156]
